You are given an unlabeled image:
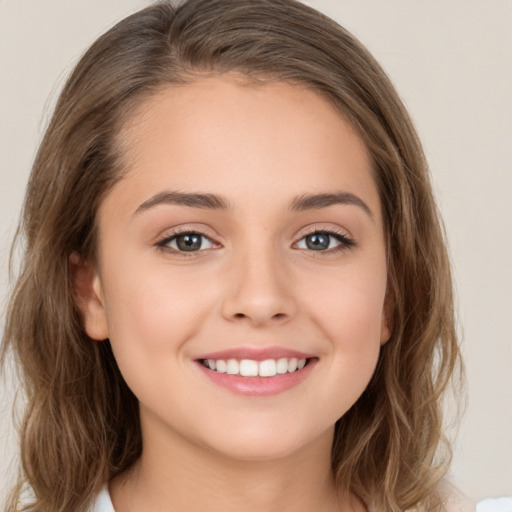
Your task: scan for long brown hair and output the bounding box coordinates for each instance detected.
[1,1,461,510]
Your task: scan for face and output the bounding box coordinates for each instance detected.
[80,76,391,462]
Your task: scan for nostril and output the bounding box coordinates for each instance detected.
[231,311,286,322]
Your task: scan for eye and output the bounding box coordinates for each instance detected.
[157,232,217,252]
[296,230,354,252]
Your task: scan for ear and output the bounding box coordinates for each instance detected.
[69,252,109,341]
[380,288,394,346]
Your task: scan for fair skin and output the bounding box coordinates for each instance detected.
[77,76,391,512]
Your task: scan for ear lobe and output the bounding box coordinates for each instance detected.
[70,252,109,341]
[380,289,394,346]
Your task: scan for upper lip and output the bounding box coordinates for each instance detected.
[195,346,316,361]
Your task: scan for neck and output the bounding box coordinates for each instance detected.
[109,414,361,512]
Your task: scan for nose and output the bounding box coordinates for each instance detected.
[221,246,297,327]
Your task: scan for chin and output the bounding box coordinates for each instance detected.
[211,440,307,462]
[201,421,334,463]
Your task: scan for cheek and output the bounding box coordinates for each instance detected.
[100,260,213,373]
[301,261,387,402]
[307,260,387,342]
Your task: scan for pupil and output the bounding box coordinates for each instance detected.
[177,234,201,251]
[306,233,329,250]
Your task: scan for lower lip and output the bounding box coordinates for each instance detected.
[196,359,317,397]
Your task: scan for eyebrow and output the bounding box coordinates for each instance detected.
[290,192,373,218]
[134,190,372,218]
[134,191,231,214]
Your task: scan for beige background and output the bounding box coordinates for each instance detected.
[1,0,511,505]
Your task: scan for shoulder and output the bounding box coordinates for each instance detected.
[443,503,474,512]
[437,482,474,512]
[443,488,512,512]
[443,496,474,512]
[89,485,116,512]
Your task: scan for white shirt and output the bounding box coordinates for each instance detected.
[477,498,512,512]
[90,485,115,512]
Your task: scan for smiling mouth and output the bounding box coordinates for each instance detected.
[199,357,314,377]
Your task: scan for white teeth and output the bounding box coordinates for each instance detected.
[239,359,259,377]
[216,360,227,373]
[259,359,277,377]
[226,359,239,374]
[202,357,310,377]
[276,358,288,374]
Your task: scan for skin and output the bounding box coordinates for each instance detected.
[77,76,391,512]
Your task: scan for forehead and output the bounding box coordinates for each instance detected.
[111,75,380,216]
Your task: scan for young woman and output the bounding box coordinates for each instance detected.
[1,1,464,510]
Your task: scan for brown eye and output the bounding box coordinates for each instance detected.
[175,234,203,251]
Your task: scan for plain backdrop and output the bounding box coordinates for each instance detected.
[1,0,511,505]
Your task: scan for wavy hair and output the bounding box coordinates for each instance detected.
[1,1,461,510]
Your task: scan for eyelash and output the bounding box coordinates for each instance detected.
[155,228,355,255]
[295,229,355,253]
[156,229,218,255]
